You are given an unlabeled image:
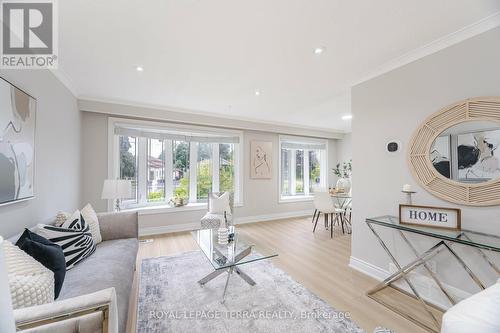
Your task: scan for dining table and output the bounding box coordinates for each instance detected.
[329,192,352,234]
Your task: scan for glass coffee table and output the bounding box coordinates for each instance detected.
[192,228,278,303]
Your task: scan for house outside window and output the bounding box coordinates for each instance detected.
[109,118,242,209]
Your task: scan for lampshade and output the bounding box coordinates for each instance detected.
[0,236,16,333]
[101,179,132,199]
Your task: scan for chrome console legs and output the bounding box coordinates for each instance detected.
[366,223,488,332]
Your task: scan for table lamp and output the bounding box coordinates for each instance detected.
[101,179,132,211]
[0,236,16,333]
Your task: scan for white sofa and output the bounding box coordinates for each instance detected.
[441,280,500,333]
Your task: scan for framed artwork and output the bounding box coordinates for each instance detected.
[430,135,451,179]
[250,141,272,179]
[0,77,36,206]
[457,129,500,182]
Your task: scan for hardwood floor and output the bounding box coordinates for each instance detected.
[127,216,427,333]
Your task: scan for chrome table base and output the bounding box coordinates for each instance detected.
[198,246,256,303]
[366,223,493,333]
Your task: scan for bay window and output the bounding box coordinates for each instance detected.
[110,118,242,209]
[119,136,138,204]
[279,136,327,201]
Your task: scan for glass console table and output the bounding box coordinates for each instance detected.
[366,216,500,332]
[192,228,278,303]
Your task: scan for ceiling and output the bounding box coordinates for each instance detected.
[58,1,500,132]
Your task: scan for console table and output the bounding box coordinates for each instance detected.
[365,216,500,332]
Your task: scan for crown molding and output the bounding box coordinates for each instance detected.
[50,68,78,97]
[352,11,500,86]
[79,97,345,139]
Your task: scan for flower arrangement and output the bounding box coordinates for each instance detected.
[333,159,352,179]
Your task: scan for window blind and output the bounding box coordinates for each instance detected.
[114,127,240,143]
[281,142,326,150]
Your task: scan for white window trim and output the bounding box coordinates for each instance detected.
[278,135,328,203]
[107,117,244,211]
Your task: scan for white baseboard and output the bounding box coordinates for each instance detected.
[234,210,311,225]
[349,256,471,309]
[349,256,390,281]
[139,210,312,236]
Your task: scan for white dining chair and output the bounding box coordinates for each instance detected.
[312,191,337,238]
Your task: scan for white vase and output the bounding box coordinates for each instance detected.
[336,178,351,194]
[218,227,228,245]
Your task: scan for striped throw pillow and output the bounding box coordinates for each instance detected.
[36,210,96,270]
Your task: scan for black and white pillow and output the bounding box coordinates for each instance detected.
[36,210,96,270]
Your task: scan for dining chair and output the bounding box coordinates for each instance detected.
[312,191,337,238]
[344,202,352,234]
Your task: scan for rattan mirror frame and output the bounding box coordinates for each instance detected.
[408,97,500,206]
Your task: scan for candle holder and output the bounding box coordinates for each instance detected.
[402,190,416,205]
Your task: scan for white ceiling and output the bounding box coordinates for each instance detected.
[58,1,500,132]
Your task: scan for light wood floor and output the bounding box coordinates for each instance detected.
[127,217,428,333]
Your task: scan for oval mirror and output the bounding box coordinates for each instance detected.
[430,121,500,183]
[408,97,500,206]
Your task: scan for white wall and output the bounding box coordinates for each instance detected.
[81,111,343,234]
[0,70,80,238]
[351,27,500,301]
[333,133,352,184]
[335,132,351,164]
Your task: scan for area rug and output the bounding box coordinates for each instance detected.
[137,251,365,333]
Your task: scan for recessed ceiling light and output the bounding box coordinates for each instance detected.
[341,115,353,120]
[136,66,144,72]
[255,90,261,96]
[313,47,325,55]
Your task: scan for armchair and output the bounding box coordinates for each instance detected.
[200,192,234,229]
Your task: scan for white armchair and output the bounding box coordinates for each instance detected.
[200,192,234,229]
[441,280,500,333]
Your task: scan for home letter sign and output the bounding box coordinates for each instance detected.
[399,204,461,230]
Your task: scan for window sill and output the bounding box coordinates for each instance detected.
[123,201,244,216]
[127,203,208,216]
[279,195,314,204]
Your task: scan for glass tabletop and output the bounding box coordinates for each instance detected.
[367,215,500,253]
[192,229,278,270]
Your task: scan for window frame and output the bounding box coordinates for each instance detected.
[278,135,328,203]
[107,117,244,211]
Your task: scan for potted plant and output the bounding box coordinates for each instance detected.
[169,187,188,207]
[333,159,352,194]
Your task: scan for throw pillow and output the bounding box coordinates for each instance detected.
[2,240,54,309]
[36,210,96,270]
[81,203,102,244]
[16,229,66,299]
[54,211,70,227]
[209,192,230,214]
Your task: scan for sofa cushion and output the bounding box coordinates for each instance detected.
[58,238,138,333]
[36,211,96,270]
[16,229,66,299]
[81,203,103,244]
[3,240,54,309]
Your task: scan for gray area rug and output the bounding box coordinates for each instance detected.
[137,251,366,333]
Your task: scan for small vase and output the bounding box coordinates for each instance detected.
[336,178,351,194]
[218,227,228,245]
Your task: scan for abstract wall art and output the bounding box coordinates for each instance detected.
[250,141,272,179]
[0,77,36,205]
[457,129,500,181]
